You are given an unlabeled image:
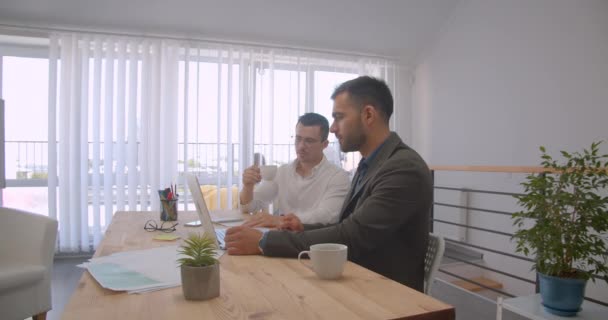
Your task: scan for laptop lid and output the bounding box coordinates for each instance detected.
[186,174,220,248]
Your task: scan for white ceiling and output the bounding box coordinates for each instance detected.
[0,0,459,63]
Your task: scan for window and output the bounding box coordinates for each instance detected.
[2,33,397,252]
[178,59,241,186]
[254,67,307,166]
[1,54,50,214]
[314,70,360,172]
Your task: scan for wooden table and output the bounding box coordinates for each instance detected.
[62,211,455,320]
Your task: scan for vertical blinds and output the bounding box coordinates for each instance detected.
[48,32,397,252]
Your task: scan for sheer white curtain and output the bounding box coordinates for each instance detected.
[48,32,397,253]
[49,33,180,252]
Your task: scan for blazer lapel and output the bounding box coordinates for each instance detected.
[339,133,401,220]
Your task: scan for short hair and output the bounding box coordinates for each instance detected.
[297,113,330,141]
[330,76,393,123]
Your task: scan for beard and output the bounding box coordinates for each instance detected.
[339,123,366,153]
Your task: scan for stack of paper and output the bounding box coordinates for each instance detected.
[79,245,224,294]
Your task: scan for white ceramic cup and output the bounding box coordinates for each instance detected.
[298,243,348,280]
[259,165,278,181]
[255,180,278,199]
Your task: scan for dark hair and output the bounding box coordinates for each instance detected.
[297,113,330,141]
[330,76,393,123]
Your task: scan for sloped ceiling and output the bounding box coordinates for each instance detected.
[0,0,459,64]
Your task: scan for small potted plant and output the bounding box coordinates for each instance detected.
[177,233,220,300]
[512,141,608,316]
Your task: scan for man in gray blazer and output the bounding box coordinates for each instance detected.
[225,76,432,292]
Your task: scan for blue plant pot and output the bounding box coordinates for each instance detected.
[538,272,587,317]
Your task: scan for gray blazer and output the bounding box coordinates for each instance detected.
[262,132,432,291]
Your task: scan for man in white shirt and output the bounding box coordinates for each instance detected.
[240,113,350,227]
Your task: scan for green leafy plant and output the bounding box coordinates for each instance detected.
[512,141,608,282]
[177,233,218,267]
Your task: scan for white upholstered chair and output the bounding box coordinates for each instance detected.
[424,233,445,295]
[0,207,58,320]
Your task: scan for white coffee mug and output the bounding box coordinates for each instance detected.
[298,243,348,280]
[260,165,278,181]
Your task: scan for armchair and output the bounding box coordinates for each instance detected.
[0,207,58,320]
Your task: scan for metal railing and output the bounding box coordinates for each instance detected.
[4,140,359,186]
[2,139,360,252]
[2,139,361,222]
[430,166,608,306]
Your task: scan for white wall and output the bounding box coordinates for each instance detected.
[393,65,414,144]
[413,0,608,165]
[413,0,608,301]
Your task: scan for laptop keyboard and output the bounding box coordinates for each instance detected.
[214,228,267,250]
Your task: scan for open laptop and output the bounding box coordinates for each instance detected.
[186,174,232,249]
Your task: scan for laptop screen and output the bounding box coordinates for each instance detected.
[185,174,220,248]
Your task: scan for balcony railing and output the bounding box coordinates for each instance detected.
[2,139,360,232]
[4,140,359,187]
[430,165,608,307]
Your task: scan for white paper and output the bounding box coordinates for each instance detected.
[80,245,225,294]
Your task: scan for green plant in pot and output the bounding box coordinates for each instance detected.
[177,233,220,300]
[512,141,608,316]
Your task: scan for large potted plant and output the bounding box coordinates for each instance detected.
[177,233,220,300]
[512,141,608,316]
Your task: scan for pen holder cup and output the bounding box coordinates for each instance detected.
[160,199,178,221]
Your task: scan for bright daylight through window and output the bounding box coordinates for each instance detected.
[1,34,396,252]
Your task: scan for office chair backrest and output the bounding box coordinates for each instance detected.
[424,233,445,295]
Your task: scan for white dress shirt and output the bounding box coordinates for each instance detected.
[241,156,350,224]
